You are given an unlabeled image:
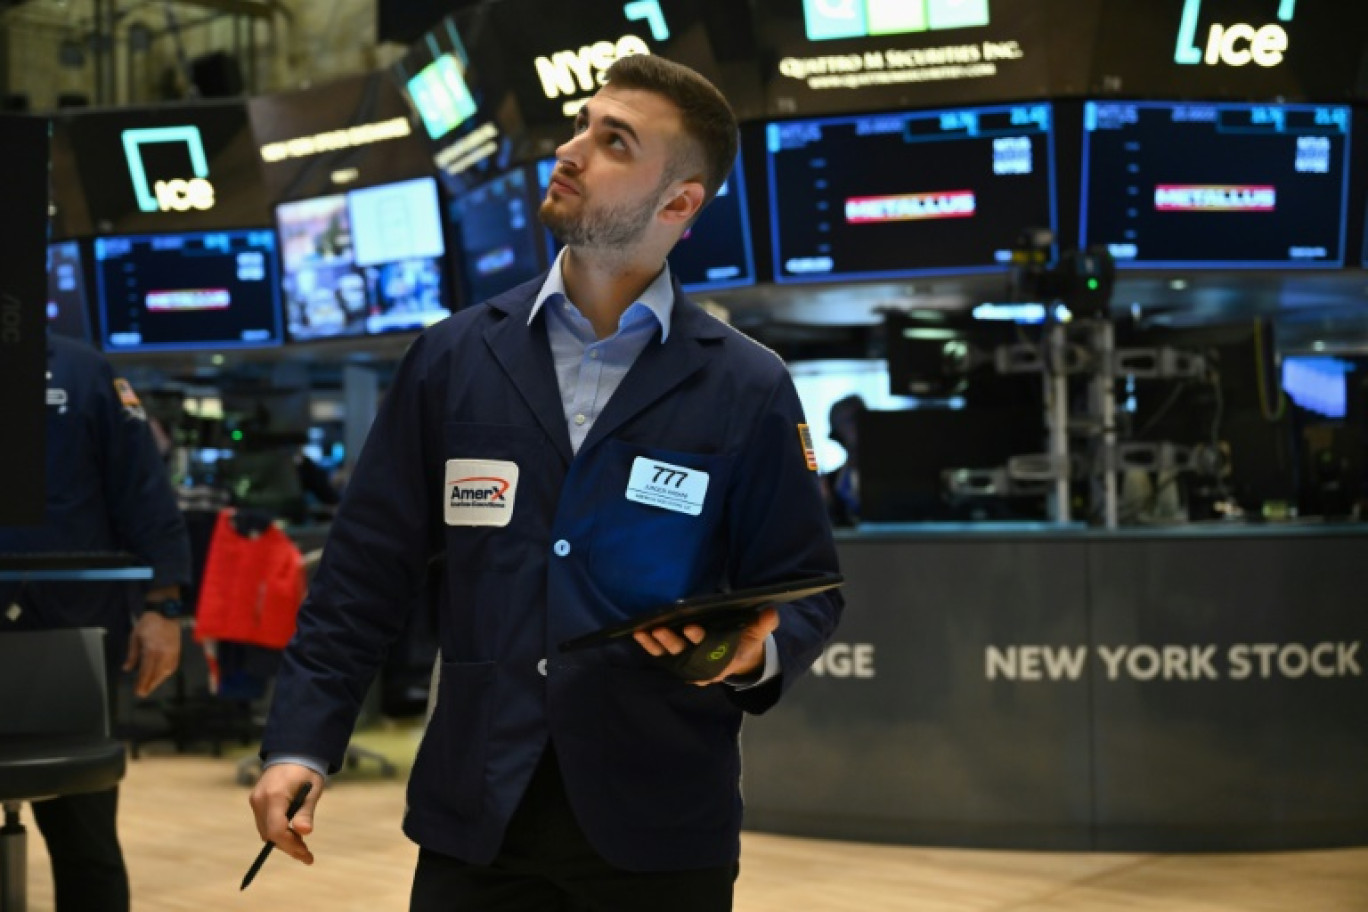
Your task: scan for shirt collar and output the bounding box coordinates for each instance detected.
[528,248,675,342]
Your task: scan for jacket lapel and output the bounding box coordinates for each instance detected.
[482,286,576,467]
[578,286,726,456]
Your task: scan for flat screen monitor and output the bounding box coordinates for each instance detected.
[94,229,283,352]
[277,176,449,341]
[1080,101,1352,269]
[46,240,92,342]
[450,166,547,304]
[535,152,758,293]
[766,103,1057,283]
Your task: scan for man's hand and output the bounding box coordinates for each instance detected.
[633,607,780,686]
[122,611,182,697]
[249,763,326,865]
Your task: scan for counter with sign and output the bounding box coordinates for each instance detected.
[740,523,1368,851]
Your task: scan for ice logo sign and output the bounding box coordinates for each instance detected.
[121,126,216,213]
[803,0,990,42]
[1174,0,1296,67]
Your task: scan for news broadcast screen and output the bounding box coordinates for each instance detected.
[766,102,1056,283]
[278,176,449,341]
[94,230,283,352]
[1080,101,1351,268]
[535,152,758,293]
[47,241,92,342]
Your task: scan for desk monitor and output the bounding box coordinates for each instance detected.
[94,230,282,352]
[1080,101,1351,268]
[767,103,1057,283]
[47,240,92,342]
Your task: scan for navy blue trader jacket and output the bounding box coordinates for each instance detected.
[262,276,844,871]
[0,336,190,659]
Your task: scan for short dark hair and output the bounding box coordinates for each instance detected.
[603,54,738,209]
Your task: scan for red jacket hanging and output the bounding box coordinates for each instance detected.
[194,510,305,650]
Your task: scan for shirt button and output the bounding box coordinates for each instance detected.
[589,350,599,360]
[553,539,571,557]
[574,414,586,426]
[537,658,548,677]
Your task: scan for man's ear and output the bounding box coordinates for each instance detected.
[659,178,706,227]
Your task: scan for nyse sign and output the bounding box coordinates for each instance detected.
[986,642,1363,682]
[532,0,669,117]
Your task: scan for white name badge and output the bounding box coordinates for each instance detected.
[625,457,709,516]
[444,459,519,527]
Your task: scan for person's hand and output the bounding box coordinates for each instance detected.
[249,764,326,865]
[633,607,780,686]
[122,611,182,697]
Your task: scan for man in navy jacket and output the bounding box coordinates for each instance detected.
[0,334,189,911]
[250,54,843,911]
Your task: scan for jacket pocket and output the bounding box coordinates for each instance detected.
[588,440,732,614]
[408,659,496,820]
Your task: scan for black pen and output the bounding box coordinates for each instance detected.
[241,781,314,891]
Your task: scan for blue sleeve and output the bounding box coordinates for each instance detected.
[261,334,442,772]
[93,358,191,590]
[723,371,843,713]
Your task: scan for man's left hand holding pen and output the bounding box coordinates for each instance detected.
[250,764,327,865]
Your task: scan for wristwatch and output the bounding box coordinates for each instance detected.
[146,598,187,620]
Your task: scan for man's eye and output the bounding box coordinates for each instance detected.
[607,134,626,149]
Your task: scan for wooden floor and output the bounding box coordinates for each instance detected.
[19,750,1368,911]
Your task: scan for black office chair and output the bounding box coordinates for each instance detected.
[0,629,127,912]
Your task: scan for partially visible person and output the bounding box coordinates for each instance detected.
[823,394,868,527]
[0,333,191,912]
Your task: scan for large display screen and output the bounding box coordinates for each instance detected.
[535,152,758,293]
[752,0,1051,117]
[65,102,271,234]
[47,241,92,342]
[247,71,431,203]
[1080,101,1351,269]
[767,103,1056,283]
[277,176,449,341]
[94,230,283,352]
[450,166,548,304]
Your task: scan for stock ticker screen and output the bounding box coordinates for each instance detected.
[766,103,1056,283]
[95,230,283,352]
[1080,101,1352,268]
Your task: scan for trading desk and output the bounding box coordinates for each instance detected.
[740,523,1368,851]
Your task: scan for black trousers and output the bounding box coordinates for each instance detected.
[30,786,129,912]
[410,748,737,912]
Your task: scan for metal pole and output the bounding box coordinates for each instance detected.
[1093,320,1118,529]
[1047,322,1071,524]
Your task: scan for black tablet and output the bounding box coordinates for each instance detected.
[558,573,844,653]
